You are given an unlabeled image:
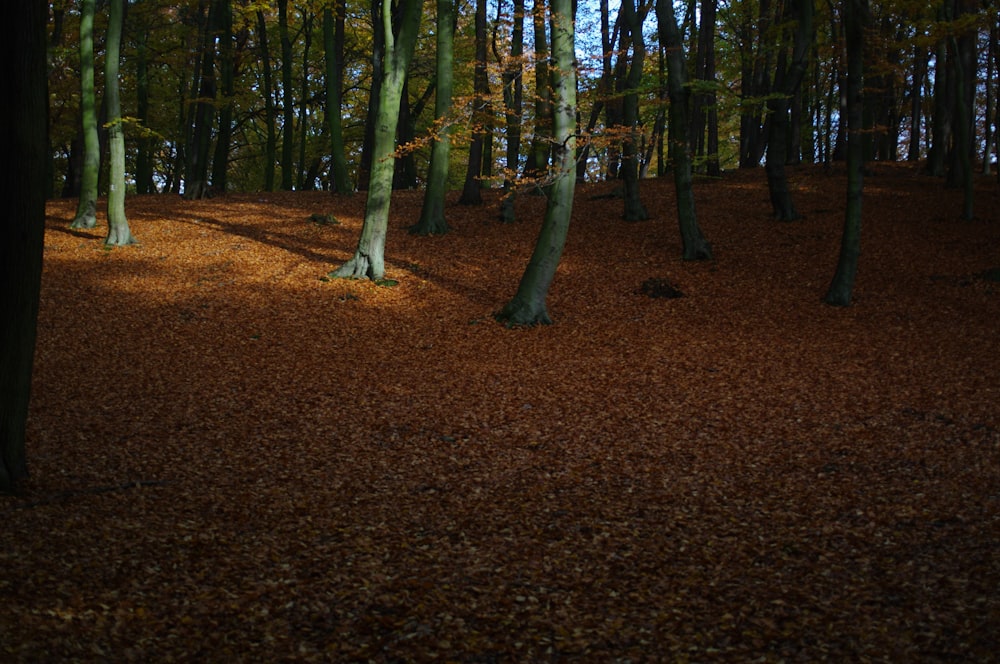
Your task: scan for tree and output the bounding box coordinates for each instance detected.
[329,0,424,280]
[1,0,47,493]
[657,0,713,261]
[825,0,867,306]
[71,0,99,229]
[496,0,525,222]
[764,0,815,221]
[496,0,577,326]
[620,0,650,222]
[184,0,220,200]
[105,0,137,246]
[278,0,295,190]
[258,9,278,191]
[211,0,235,193]
[411,0,456,236]
[460,0,491,205]
[324,1,351,193]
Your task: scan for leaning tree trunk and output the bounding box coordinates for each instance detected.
[411,0,455,236]
[496,0,577,326]
[658,0,713,261]
[825,0,867,306]
[329,0,423,280]
[2,0,47,493]
[105,0,136,246]
[71,0,99,229]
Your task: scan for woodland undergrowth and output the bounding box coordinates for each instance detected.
[3,163,999,662]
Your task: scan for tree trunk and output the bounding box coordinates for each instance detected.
[765,0,813,221]
[825,0,867,307]
[496,0,577,326]
[324,3,351,193]
[357,1,385,192]
[524,2,551,180]
[185,0,218,200]
[105,0,136,246]
[657,0,713,261]
[211,0,234,193]
[411,0,455,236]
[461,0,491,205]
[329,0,424,280]
[278,0,295,190]
[258,10,277,191]
[71,0,99,229]
[1,0,46,493]
[296,10,314,190]
[497,0,525,222]
[620,0,649,221]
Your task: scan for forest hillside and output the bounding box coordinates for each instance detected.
[4,164,1000,661]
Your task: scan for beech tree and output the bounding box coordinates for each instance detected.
[1,0,47,493]
[104,0,137,246]
[324,1,351,193]
[657,0,713,261]
[825,0,867,306]
[411,0,456,236]
[329,0,424,280]
[70,0,99,229]
[496,0,577,326]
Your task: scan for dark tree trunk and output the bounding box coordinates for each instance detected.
[1,0,47,493]
[620,0,649,221]
[257,10,277,191]
[826,0,867,307]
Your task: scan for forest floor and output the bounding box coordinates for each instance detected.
[4,162,1000,662]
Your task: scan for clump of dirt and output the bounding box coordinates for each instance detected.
[638,277,684,298]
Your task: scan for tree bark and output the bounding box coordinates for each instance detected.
[324,3,351,193]
[620,0,649,221]
[461,0,491,205]
[71,0,99,229]
[105,0,136,246]
[258,10,277,191]
[658,0,713,261]
[330,0,424,280]
[496,0,577,326]
[412,0,455,236]
[278,0,295,190]
[825,0,867,306]
[2,0,47,492]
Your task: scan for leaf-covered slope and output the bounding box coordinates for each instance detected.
[3,164,999,661]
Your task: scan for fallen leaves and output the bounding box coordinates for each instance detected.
[2,163,999,661]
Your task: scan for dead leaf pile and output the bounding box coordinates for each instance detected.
[3,163,999,661]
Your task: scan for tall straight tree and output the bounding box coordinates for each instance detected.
[324,1,351,193]
[2,0,48,492]
[825,0,867,306]
[105,0,136,246]
[278,0,295,190]
[460,0,491,205]
[524,1,552,180]
[211,0,235,193]
[764,0,814,221]
[496,0,577,326]
[329,0,424,280]
[71,0,99,229]
[497,0,525,222]
[620,0,650,222]
[657,0,713,261]
[411,0,456,236]
[184,0,219,200]
[258,9,277,191]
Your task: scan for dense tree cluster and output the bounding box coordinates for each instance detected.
[45,0,997,200]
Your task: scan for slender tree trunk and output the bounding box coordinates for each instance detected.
[825,0,867,306]
[1,0,47,493]
[297,10,314,190]
[329,0,424,280]
[185,0,218,200]
[211,0,234,192]
[258,10,277,191]
[620,0,649,221]
[496,0,577,326]
[324,3,351,193]
[135,21,154,194]
[105,0,136,246]
[498,0,525,222]
[411,0,455,236]
[278,0,295,190]
[525,2,551,180]
[658,0,713,261]
[71,0,99,229]
[358,1,385,191]
[765,0,813,221]
[461,0,491,204]
[908,43,926,161]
